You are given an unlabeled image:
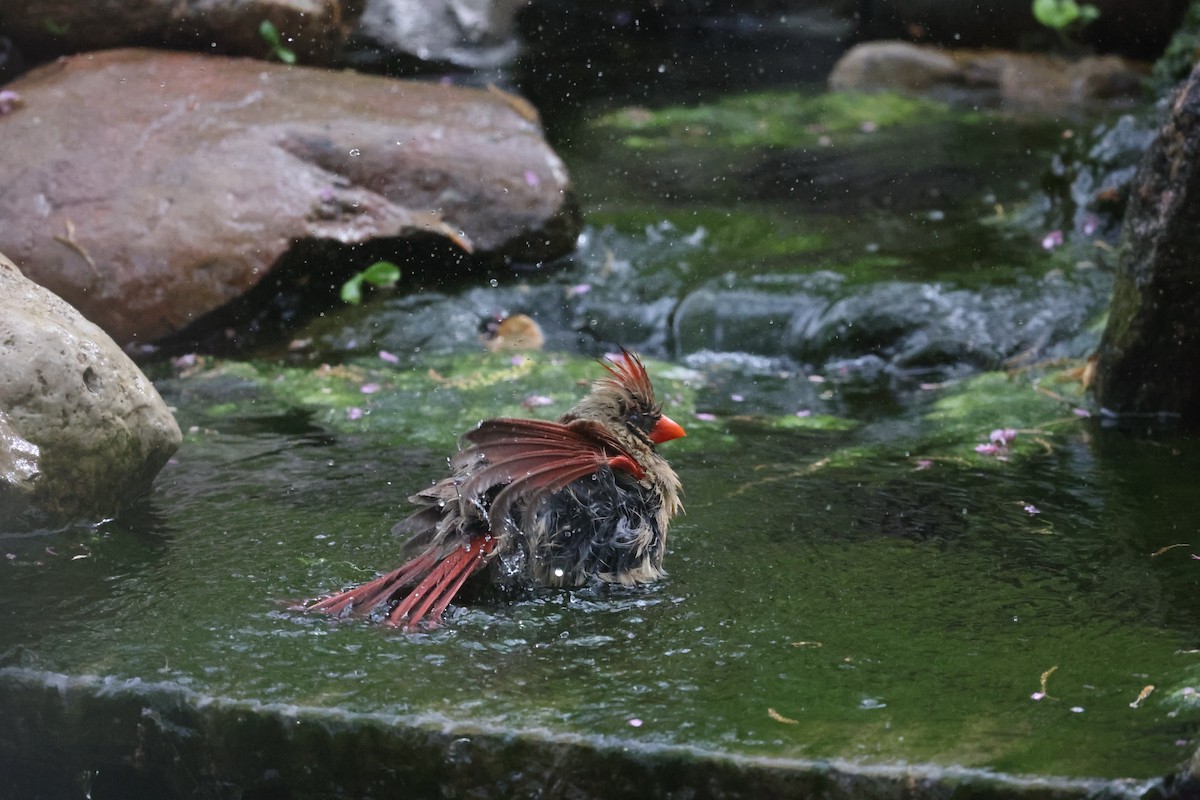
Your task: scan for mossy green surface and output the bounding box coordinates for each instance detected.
[594,90,971,151]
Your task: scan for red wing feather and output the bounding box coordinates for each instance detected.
[456,417,641,532]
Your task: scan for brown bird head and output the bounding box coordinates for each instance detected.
[566,349,686,447]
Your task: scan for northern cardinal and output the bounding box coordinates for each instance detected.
[309,349,685,630]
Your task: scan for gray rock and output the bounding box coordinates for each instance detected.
[0,409,40,520]
[0,252,182,525]
[1094,63,1200,420]
[0,48,580,348]
[353,0,527,68]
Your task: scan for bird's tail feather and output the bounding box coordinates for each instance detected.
[308,536,495,631]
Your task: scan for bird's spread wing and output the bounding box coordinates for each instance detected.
[456,417,643,534]
[308,418,644,630]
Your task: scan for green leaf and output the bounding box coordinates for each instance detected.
[339,261,401,305]
[1032,0,1099,31]
[258,20,281,46]
[43,17,70,35]
[259,19,297,64]
[358,261,402,288]
[1032,0,1078,30]
[339,275,364,305]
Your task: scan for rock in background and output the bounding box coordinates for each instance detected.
[1093,63,1200,421]
[0,253,181,526]
[0,48,580,349]
[829,41,1147,112]
[348,0,529,70]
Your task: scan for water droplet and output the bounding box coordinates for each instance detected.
[488,278,498,288]
[348,148,361,157]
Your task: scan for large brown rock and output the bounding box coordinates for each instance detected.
[0,252,182,525]
[1093,64,1200,421]
[0,0,363,65]
[0,48,580,348]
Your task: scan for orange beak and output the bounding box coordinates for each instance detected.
[649,413,687,444]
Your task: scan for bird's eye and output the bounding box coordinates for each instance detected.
[626,407,658,436]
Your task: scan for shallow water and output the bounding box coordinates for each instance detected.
[2,373,1198,782]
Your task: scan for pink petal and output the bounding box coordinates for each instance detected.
[378,350,400,364]
[990,428,1017,445]
[360,383,381,394]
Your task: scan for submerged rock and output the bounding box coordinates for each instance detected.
[0,252,181,525]
[0,48,580,349]
[673,268,1108,383]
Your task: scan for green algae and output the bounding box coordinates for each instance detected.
[594,90,970,151]
[175,351,703,450]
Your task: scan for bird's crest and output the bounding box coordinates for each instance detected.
[600,348,656,404]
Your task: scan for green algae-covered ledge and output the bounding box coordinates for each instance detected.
[0,667,1169,800]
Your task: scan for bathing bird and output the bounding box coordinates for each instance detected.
[308,349,685,630]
